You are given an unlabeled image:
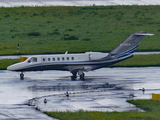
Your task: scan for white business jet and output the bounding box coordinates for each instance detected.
[7,32,154,80]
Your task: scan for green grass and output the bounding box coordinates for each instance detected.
[45,100,160,120]
[128,99,160,112]
[111,54,160,67]
[0,59,19,70]
[0,6,160,55]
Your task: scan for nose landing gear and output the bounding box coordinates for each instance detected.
[20,72,24,80]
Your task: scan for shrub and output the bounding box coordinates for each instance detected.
[66,29,73,31]
[28,32,41,36]
[4,14,10,18]
[83,38,91,41]
[63,35,78,40]
[47,31,60,35]
[47,21,52,23]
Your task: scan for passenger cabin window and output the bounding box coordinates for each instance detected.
[67,57,69,60]
[57,58,60,61]
[53,58,55,61]
[71,57,74,60]
[48,58,50,61]
[42,58,45,62]
[62,57,65,61]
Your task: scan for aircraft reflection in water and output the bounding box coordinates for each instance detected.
[28,82,116,92]
[7,32,154,80]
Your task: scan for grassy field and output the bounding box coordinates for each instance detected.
[0,6,160,55]
[111,54,160,67]
[45,99,160,120]
[0,59,19,70]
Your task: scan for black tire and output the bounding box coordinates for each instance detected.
[80,73,85,80]
[20,73,24,80]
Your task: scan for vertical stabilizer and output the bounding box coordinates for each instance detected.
[109,32,154,57]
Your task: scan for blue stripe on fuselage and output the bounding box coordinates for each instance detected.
[114,45,138,58]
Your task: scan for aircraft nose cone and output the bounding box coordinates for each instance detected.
[7,62,25,71]
[7,64,18,71]
[7,65,15,71]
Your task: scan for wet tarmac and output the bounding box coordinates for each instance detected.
[1,67,160,119]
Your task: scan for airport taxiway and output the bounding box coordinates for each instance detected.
[0,67,160,119]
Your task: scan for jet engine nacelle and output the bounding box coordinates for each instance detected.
[85,52,109,60]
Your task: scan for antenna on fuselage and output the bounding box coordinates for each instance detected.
[65,51,68,54]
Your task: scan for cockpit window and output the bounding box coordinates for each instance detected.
[27,59,31,63]
[32,57,37,62]
[27,57,37,63]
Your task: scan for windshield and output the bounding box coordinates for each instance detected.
[27,57,37,63]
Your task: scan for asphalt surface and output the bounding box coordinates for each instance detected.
[1,67,160,119]
[0,70,57,120]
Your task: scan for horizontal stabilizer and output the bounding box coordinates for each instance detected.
[134,33,154,36]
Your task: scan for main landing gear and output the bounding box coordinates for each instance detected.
[71,71,77,80]
[79,73,85,81]
[71,71,85,81]
[20,72,24,80]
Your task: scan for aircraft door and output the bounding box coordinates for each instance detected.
[41,57,47,70]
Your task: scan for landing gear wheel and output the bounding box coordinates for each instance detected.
[20,72,24,80]
[80,73,85,80]
[71,71,77,81]
[71,76,76,80]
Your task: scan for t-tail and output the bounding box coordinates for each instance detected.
[109,32,154,58]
